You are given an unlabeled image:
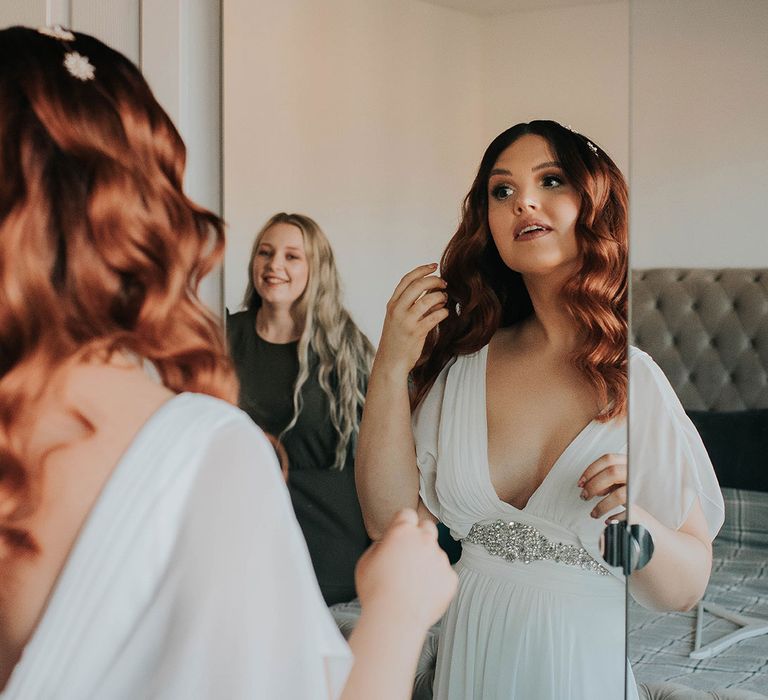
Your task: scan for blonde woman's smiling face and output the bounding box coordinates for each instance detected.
[487,134,581,278]
[252,222,309,308]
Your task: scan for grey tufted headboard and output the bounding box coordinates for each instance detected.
[630,269,768,411]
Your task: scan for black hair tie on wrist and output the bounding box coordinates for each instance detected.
[602,521,654,575]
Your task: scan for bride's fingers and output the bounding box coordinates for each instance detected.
[581,471,626,499]
[590,486,627,519]
[390,263,437,300]
[415,289,448,315]
[418,519,439,540]
[390,507,419,528]
[580,463,627,500]
[417,307,450,334]
[578,453,626,488]
[396,277,448,313]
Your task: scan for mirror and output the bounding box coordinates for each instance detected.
[222,0,630,342]
[628,0,768,695]
[2,0,762,695]
[223,1,635,697]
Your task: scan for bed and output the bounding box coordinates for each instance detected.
[629,268,768,698]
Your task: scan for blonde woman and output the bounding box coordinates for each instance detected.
[228,213,374,605]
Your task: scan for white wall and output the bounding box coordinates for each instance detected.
[0,1,47,27]
[141,0,223,314]
[630,0,768,268]
[223,0,485,342]
[481,2,629,174]
[223,0,630,344]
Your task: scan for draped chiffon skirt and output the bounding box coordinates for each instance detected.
[433,543,639,700]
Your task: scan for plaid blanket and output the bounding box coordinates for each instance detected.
[629,488,768,695]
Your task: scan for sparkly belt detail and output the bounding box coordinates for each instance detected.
[462,520,610,576]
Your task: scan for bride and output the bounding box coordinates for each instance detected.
[0,25,456,699]
[356,120,724,700]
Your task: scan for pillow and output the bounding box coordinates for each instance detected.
[686,409,768,492]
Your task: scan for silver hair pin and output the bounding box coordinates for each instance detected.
[560,123,599,157]
[37,26,96,82]
[63,51,96,81]
[37,25,75,41]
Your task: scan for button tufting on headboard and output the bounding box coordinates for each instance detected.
[630,269,768,411]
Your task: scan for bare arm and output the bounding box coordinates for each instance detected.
[340,604,427,700]
[357,359,428,539]
[356,264,448,540]
[581,454,713,611]
[626,500,712,611]
[339,510,457,700]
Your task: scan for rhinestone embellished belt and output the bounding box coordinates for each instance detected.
[462,520,610,576]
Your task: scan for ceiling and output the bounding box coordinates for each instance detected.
[419,0,621,17]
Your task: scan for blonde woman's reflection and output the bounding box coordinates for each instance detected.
[357,121,724,700]
[227,213,374,606]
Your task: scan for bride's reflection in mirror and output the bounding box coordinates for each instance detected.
[356,120,638,699]
[221,2,684,699]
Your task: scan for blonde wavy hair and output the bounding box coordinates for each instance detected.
[243,213,374,469]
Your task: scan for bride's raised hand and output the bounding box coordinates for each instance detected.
[357,265,447,538]
[375,263,449,376]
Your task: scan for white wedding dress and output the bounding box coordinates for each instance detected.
[413,346,724,700]
[2,394,351,700]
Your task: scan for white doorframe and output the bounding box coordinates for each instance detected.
[142,0,224,317]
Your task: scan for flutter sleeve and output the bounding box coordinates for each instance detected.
[151,415,352,699]
[629,348,725,539]
[411,361,454,521]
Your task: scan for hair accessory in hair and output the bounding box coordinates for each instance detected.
[63,51,96,81]
[561,123,599,156]
[37,25,76,41]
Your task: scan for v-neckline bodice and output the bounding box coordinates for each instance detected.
[478,344,599,512]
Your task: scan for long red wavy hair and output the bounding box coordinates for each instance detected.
[411,121,628,418]
[0,27,237,555]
